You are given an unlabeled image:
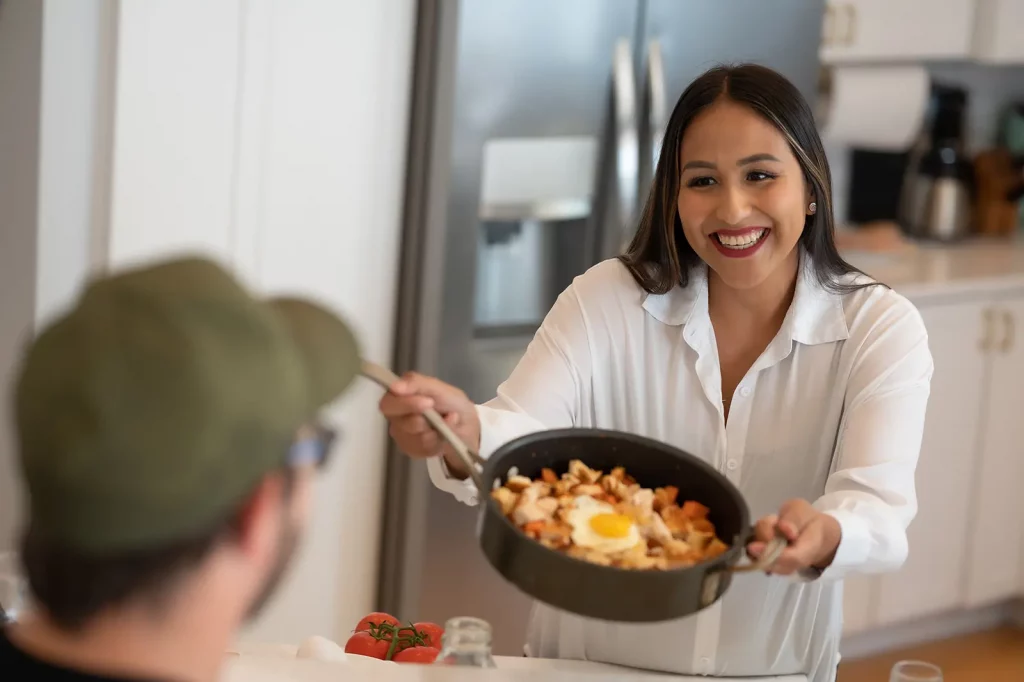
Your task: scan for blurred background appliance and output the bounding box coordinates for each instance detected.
[898,83,974,241]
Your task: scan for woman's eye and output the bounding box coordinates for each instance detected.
[686,176,716,188]
[747,170,776,182]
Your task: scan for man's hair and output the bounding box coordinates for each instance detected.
[21,467,296,631]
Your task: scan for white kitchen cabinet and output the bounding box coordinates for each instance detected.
[820,0,975,64]
[873,300,989,626]
[972,0,1024,64]
[963,298,1024,606]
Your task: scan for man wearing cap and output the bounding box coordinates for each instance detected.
[0,256,361,681]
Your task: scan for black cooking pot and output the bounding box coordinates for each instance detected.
[360,363,780,624]
[477,428,757,623]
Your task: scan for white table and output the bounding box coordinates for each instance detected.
[223,641,808,682]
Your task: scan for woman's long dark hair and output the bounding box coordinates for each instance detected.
[619,63,873,295]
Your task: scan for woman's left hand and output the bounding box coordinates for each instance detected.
[747,499,842,575]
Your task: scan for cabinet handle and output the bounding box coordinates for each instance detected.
[842,4,857,46]
[1001,311,1015,353]
[822,5,835,47]
[980,308,996,352]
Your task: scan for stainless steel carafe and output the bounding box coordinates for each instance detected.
[898,84,973,241]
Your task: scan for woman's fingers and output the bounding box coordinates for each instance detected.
[754,514,779,542]
[747,514,778,560]
[747,500,842,574]
[388,372,469,413]
[378,371,481,458]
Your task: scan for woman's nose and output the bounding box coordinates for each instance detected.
[714,185,752,226]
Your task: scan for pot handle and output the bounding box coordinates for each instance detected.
[728,529,789,574]
[360,360,486,494]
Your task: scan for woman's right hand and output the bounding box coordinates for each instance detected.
[378,372,481,472]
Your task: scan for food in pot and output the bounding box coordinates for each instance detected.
[491,460,730,570]
[344,611,443,662]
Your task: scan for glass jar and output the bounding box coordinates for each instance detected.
[433,616,497,667]
[890,660,943,682]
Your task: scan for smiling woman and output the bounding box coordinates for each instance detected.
[380,63,934,682]
[621,64,871,297]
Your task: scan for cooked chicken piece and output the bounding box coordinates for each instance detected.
[554,477,579,496]
[568,459,602,484]
[609,466,626,481]
[614,502,647,525]
[518,482,551,503]
[630,488,655,514]
[536,497,559,516]
[506,475,533,493]
[513,489,557,526]
[640,510,674,544]
[602,475,630,500]
[513,502,551,526]
[608,541,647,563]
[687,530,713,552]
[571,483,604,497]
[619,553,669,571]
[663,538,693,560]
[661,505,692,536]
[537,521,573,549]
[653,486,679,512]
[491,487,518,516]
[540,468,559,484]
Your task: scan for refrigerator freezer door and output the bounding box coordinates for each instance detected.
[388,0,644,657]
[639,0,826,197]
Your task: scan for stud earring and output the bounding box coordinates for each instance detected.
[809,201,817,214]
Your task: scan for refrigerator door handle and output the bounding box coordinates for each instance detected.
[645,39,668,175]
[611,38,639,245]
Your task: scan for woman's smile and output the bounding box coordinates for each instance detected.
[710,226,771,258]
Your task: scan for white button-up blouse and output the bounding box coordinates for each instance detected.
[427,252,933,682]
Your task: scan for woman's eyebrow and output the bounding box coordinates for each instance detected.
[681,153,781,172]
[738,153,781,165]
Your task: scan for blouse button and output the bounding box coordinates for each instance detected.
[726,459,739,471]
[739,385,752,397]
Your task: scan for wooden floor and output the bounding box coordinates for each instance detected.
[837,627,1024,682]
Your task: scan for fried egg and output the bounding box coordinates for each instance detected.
[566,496,641,554]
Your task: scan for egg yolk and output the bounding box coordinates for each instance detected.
[588,513,633,538]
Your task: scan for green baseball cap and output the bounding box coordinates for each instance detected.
[14,256,361,553]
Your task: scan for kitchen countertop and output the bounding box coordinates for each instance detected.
[840,238,1024,301]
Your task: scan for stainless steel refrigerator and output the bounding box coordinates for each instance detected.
[380,0,826,655]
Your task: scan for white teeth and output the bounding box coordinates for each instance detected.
[716,229,767,249]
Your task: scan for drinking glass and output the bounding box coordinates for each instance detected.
[890,660,943,682]
[0,551,27,624]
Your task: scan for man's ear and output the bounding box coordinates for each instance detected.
[233,473,288,562]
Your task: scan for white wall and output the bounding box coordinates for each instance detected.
[0,0,43,553]
[34,0,415,642]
